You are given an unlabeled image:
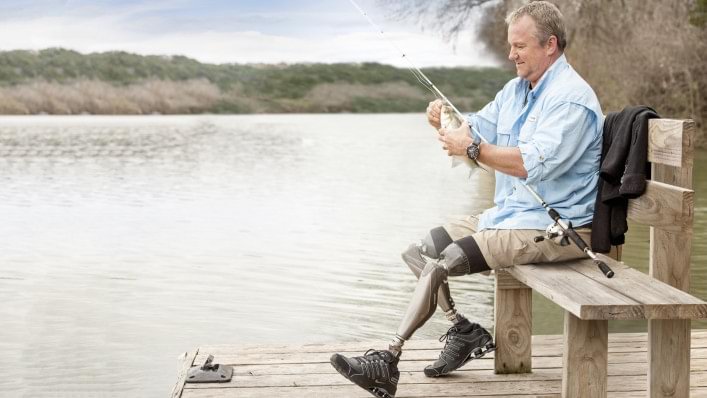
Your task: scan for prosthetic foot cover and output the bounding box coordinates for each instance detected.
[330,350,400,398]
[423,319,496,377]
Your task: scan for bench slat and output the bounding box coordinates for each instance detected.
[504,254,707,320]
[568,255,707,319]
[626,180,693,231]
[502,264,645,320]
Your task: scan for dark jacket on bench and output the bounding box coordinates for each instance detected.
[591,106,660,253]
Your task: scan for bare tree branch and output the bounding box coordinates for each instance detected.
[377,0,496,41]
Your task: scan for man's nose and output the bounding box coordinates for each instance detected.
[508,49,516,61]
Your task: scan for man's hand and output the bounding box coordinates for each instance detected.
[438,122,473,156]
[426,99,443,129]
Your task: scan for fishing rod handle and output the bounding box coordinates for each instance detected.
[564,225,615,278]
[564,227,589,252]
[595,259,615,278]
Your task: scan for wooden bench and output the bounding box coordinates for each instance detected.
[492,119,707,397]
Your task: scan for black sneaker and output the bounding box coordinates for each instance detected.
[330,349,400,398]
[424,319,495,377]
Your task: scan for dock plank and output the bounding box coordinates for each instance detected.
[196,331,707,355]
[230,357,707,377]
[180,374,707,398]
[172,349,198,398]
[191,340,707,366]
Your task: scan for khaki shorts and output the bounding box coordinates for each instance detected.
[444,214,592,270]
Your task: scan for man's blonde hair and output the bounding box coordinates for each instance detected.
[506,1,567,52]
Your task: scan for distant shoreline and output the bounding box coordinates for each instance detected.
[0,48,513,115]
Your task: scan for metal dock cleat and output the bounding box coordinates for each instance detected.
[185,354,233,383]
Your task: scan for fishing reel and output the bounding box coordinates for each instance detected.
[534,221,572,246]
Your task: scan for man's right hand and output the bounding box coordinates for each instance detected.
[426,99,443,129]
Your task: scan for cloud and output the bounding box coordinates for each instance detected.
[104,29,499,67]
[0,2,501,67]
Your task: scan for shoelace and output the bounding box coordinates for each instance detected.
[438,326,466,361]
[357,349,392,380]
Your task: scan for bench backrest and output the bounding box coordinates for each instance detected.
[625,119,695,291]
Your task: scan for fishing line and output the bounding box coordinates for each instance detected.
[346,0,483,141]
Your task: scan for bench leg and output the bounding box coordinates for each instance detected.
[494,271,532,373]
[562,311,607,398]
[648,319,690,398]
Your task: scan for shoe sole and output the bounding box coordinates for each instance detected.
[330,355,395,398]
[424,341,496,377]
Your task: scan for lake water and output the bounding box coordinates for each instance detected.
[1,114,705,397]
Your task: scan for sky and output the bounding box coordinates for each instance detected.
[0,0,501,67]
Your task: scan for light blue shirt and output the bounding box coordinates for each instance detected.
[468,54,603,231]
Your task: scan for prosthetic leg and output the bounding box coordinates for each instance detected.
[396,238,474,341]
[400,227,464,324]
[330,233,495,397]
[394,235,495,377]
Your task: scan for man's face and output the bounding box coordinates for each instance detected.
[507,15,554,86]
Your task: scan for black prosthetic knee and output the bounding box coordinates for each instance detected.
[422,226,453,259]
[402,227,453,276]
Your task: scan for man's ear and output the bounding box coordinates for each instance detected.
[546,35,558,56]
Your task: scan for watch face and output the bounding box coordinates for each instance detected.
[466,143,480,160]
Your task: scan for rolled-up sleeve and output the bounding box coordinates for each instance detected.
[518,101,597,185]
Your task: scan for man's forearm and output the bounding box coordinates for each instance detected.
[478,143,528,178]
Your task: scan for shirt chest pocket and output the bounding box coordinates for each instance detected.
[496,133,513,147]
[519,114,538,142]
[496,121,513,147]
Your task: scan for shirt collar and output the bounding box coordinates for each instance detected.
[524,53,567,98]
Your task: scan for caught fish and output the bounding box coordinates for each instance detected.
[441,104,485,172]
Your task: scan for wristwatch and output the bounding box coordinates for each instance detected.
[466,142,480,160]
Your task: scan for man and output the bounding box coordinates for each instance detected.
[331,2,603,397]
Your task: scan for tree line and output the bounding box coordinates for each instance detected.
[0,48,513,115]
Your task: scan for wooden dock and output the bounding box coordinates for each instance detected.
[173,330,707,397]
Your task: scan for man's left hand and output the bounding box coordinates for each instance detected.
[438,122,473,156]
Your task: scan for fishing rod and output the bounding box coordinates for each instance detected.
[347,0,614,278]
